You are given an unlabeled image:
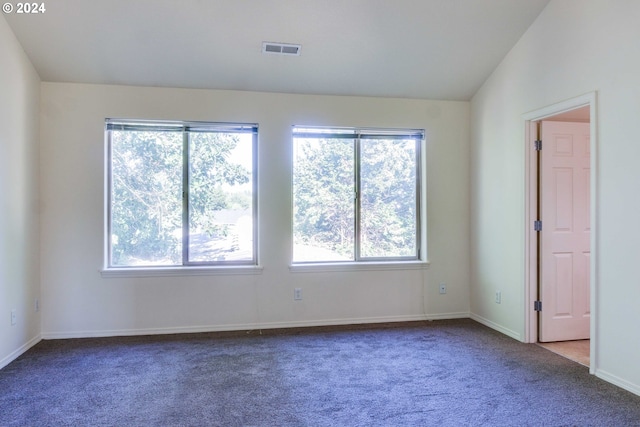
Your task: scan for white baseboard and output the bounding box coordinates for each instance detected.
[0,335,42,370]
[595,369,640,397]
[425,311,470,321]
[469,312,522,341]
[41,312,471,340]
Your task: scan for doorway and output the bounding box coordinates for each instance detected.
[523,93,597,374]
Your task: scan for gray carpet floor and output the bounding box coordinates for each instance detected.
[1,319,639,426]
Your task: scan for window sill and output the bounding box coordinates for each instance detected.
[289,260,430,273]
[100,265,264,278]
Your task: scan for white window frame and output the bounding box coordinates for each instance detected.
[291,125,425,267]
[102,119,259,277]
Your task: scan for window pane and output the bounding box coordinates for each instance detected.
[360,138,417,258]
[110,130,182,266]
[293,137,354,262]
[188,132,254,262]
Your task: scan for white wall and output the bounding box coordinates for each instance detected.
[470,0,640,395]
[39,83,470,337]
[0,15,41,368]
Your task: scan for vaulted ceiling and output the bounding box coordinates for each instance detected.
[4,0,550,100]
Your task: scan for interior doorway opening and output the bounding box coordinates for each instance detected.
[523,93,597,374]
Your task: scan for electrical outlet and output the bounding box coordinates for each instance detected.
[35,298,40,312]
[495,291,501,304]
[294,288,302,301]
[11,310,16,326]
[439,283,447,294]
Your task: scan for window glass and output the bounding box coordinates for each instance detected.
[360,138,417,258]
[292,126,422,263]
[293,136,355,262]
[110,129,183,266]
[107,120,257,268]
[188,132,254,263]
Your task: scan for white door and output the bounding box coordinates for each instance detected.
[539,121,590,342]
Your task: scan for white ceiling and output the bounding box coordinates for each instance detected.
[4,0,551,101]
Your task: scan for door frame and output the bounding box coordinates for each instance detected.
[522,92,597,374]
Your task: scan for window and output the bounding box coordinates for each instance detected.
[106,119,257,268]
[292,126,423,263]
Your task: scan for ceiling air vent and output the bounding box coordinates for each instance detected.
[262,42,301,56]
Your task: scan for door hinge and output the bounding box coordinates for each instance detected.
[534,140,542,151]
[534,220,542,232]
[534,300,542,312]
